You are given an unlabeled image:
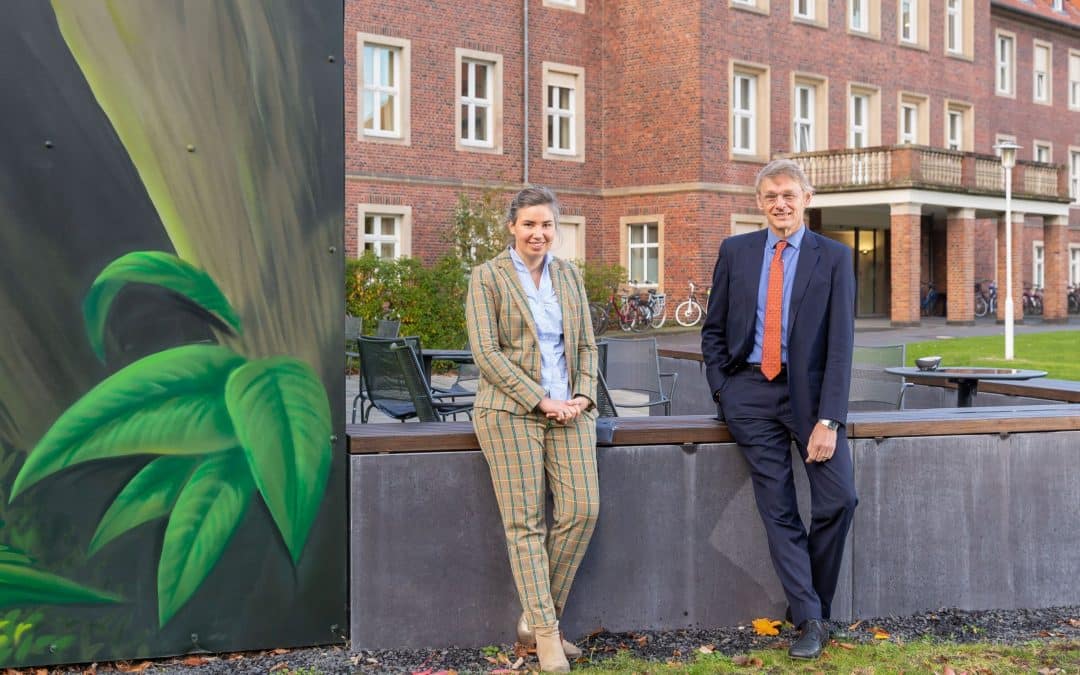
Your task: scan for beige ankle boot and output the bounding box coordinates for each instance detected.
[534,623,571,673]
[517,613,583,658]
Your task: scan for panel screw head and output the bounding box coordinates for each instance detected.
[328,245,337,254]
[44,140,54,149]
[330,434,339,443]
[327,55,335,63]
[186,144,196,153]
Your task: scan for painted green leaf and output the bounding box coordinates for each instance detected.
[0,563,121,608]
[11,345,245,500]
[83,251,242,361]
[88,455,203,556]
[0,547,33,567]
[225,357,331,564]
[157,450,253,627]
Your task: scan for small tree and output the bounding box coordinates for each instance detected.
[578,259,628,304]
[445,188,508,267]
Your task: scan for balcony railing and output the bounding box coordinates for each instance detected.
[786,145,1070,201]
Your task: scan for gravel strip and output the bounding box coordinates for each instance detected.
[33,606,1080,674]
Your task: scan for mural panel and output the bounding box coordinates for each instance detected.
[0,0,345,667]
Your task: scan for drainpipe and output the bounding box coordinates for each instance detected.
[523,0,529,185]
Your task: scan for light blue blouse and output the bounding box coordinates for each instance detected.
[508,247,570,401]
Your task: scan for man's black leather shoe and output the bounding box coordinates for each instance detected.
[788,619,830,660]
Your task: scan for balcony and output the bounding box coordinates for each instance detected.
[786,145,1071,202]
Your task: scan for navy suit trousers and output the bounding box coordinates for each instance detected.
[720,367,857,626]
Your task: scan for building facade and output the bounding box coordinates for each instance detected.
[348,0,1079,325]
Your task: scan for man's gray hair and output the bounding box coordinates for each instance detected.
[506,185,560,227]
[754,159,814,194]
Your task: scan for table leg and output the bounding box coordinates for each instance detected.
[954,379,978,407]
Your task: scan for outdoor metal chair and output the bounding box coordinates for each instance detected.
[602,337,678,415]
[375,319,401,338]
[391,343,442,423]
[849,344,913,411]
[345,314,362,369]
[355,336,473,423]
[595,371,619,418]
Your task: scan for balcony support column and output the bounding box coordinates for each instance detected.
[996,211,1026,323]
[945,208,975,325]
[1042,215,1070,323]
[890,203,922,327]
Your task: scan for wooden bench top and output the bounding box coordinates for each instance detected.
[347,404,1080,454]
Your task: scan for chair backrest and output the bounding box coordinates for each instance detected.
[595,372,619,418]
[391,343,440,422]
[849,344,907,411]
[603,337,663,398]
[376,319,401,338]
[357,336,422,418]
[345,315,362,341]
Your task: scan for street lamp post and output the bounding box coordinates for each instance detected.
[994,141,1020,361]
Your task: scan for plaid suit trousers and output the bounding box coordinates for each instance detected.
[474,407,600,629]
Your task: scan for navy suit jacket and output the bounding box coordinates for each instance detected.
[701,227,855,444]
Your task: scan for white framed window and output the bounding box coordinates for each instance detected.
[1069,148,1080,203]
[944,100,973,151]
[357,204,413,259]
[1070,244,1080,285]
[542,63,585,162]
[543,0,585,12]
[731,214,768,236]
[733,74,756,155]
[901,104,918,144]
[995,134,1018,158]
[946,0,961,53]
[456,49,503,153]
[1033,41,1052,105]
[795,0,813,20]
[897,92,928,145]
[847,85,881,147]
[620,215,665,287]
[996,31,1016,97]
[792,74,827,152]
[792,0,827,25]
[731,0,769,14]
[850,0,868,31]
[1033,141,1052,164]
[1032,241,1045,289]
[1070,50,1080,110]
[359,34,411,144]
[730,62,770,160]
[1053,0,1064,12]
[900,0,915,42]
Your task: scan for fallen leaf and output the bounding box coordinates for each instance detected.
[698,644,715,654]
[586,627,605,639]
[272,648,289,655]
[732,654,763,667]
[751,617,782,636]
[484,657,499,665]
[116,663,152,673]
[513,643,530,658]
[871,626,890,640]
[268,664,289,673]
[183,657,210,666]
[837,642,856,650]
[497,652,511,665]
[848,619,864,631]
[489,670,516,675]
[635,634,648,646]
[511,657,524,669]
[1067,618,1080,627]
[1037,669,1065,675]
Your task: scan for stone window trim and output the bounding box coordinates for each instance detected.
[944,0,974,61]
[791,72,829,152]
[541,62,586,163]
[791,0,827,28]
[1068,49,1080,111]
[729,60,771,163]
[897,0,929,50]
[552,215,587,262]
[944,100,974,152]
[1032,140,1053,164]
[730,214,768,236]
[543,0,585,13]
[357,203,412,259]
[619,215,665,289]
[847,0,881,40]
[455,48,504,155]
[1032,40,1053,106]
[897,91,929,145]
[730,0,770,17]
[1032,240,1045,288]
[1068,243,1080,285]
[358,33,411,146]
[847,83,881,149]
[995,30,1017,98]
[1069,146,1080,204]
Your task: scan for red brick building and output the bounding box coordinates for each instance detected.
[348,0,1079,324]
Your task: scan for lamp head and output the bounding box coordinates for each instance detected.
[994,141,1021,169]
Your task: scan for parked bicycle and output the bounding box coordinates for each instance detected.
[1022,284,1043,316]
[1068,284,1080,314]
[974,280,997,318]
[674,281,707,327]
[920,281,939,317]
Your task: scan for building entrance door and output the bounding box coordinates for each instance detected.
[823,228,890,317]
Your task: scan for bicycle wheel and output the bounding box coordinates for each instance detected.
[617,304,634,331]
[974,295,988,318]
[589,302,608,336]
[675,300,703,327]
[1069,294,1080,314]
[649,305,666,329]
[631,304,652,332]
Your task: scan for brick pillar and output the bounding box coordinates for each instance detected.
[890,203,922,326]
[1042,215,1070,322]
[995,211,1026,323]
[946,208,975,324]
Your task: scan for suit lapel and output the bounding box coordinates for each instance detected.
[743,230,769,340]
[552,259,577,384]
[788,229,821,340]
[494,250,540,344]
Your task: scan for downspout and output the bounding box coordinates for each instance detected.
[523,0,529,185]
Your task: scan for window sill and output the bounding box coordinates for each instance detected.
[361,132,411,146]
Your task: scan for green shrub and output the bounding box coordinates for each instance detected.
[577,259,627,304]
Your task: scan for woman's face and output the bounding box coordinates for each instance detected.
[508,204,556,262]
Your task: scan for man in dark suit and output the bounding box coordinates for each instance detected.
[701,159,856,660]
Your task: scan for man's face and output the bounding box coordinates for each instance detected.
[756,174,813,238]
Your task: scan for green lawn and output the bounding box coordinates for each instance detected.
[904,330,1080,381]
[573,639,1080,674]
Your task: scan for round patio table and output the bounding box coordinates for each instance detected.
[884,366,1048,408]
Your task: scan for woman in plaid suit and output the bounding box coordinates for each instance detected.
[466,186,599,673]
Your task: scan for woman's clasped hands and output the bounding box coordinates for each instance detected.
[538,396,590,424]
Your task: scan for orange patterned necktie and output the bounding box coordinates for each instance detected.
[761,240,788,381]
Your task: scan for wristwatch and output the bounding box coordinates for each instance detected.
[817,418,839,431]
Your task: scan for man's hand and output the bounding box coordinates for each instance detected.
[805,423,837,463]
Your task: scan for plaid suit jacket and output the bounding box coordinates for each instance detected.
[466,249,598,414]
